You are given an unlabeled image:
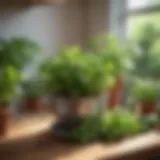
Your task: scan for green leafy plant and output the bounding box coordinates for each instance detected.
[0,66,21,108]
[101,110,143,141]
[147,39,160,79]
[67,110,143,143]
[45,46,108,97]
[131,23,160,78]
[40,57,54,81]
[132,80,159,103]
[87,34,133,79]
[133,23,160,50]
[22,78,46,99]
[0,37,40,70]
[67,115,103,142]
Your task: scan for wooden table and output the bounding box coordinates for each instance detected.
[0,113,160,160]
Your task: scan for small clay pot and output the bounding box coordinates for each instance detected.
[138,102,157,116]
[108,77,124,109]
[26,98,43,112]
[155,123,160,131]
[0,108,10,136]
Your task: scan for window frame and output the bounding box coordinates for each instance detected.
[109,0,160,40]
[128,4,160,15]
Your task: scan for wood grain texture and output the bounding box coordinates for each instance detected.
[0,113,159,160]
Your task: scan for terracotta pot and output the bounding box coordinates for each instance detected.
[138,102,157,116]
[155,123,160,130]
[0,108,10,136]
[26,98,43,112]
[108,78,124,109]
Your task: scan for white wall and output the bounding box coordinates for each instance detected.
[0,2,84,75]
[0,4,83,55]
[0,0,109,52]
[0,0,109,71]
[87,0,108,38]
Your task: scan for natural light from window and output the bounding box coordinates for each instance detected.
[128,0,159,9]
[127,0,160,36]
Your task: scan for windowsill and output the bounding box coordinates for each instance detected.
[0,113,160,160]
[0,112,54,143]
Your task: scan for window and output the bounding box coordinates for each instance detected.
[127,0,160,37]
[109,0,160,41]
[126,0,160,80]
[128,0,160,10]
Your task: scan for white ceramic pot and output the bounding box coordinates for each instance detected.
[54,94,106,119]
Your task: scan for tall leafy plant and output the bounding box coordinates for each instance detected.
[45,46,108,97]
[0,37,40,71]
[0,66,21,107]
[87,34,132,80]
[0,37,40,107]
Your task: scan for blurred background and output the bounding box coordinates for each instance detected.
[0,1,160,159]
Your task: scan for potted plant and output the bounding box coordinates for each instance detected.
[156,106,160,129]
[40,57,60,115]
[0,37,40,71]
[22,79,46,112]
[0,38,40,112]
[132,80,159,116]
[0,66,20,136]
[65,110,143,143]
[87,34,133,109]
[45,46,108,119]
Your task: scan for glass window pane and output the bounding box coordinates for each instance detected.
[128,0,160,9]
[127,13,160,37]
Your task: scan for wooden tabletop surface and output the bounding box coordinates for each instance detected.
[0,113,160,160]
